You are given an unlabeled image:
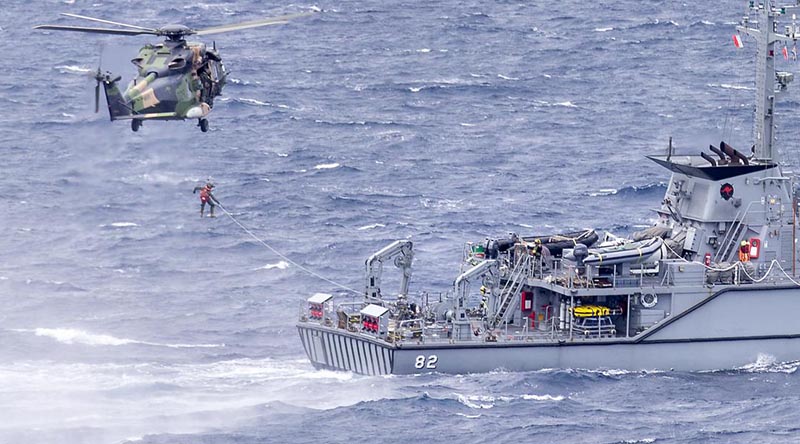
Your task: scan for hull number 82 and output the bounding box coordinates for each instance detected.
[414,354,438,369]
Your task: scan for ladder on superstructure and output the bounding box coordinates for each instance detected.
[491,255,532,328]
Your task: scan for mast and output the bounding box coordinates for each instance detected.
[737,1,799,163]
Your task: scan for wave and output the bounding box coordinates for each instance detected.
[100,222,139,228]
[357,223,386,231]
[13,328,225,349]
[234,98,285,108]
[456,394,495,409]
[707,83,754,91]
[628,18,680,30]
[732,354,800,374]
[520,394,566,401]
[54,65,92,75]
[532,99,579,109]
[588,182,667,197]
[420,197,465,210]
[312,118,406,127]
[256,261,290,270]
[448,392,566,410]
[314,163,341,170]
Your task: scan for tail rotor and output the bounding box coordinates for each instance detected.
[94,45,104,113]
[94,69,101,113]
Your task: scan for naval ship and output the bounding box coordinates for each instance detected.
[298,1,800,375]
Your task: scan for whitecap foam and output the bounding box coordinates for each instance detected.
[589,188,618,197]
[256,261,290,270]
[29,328,136,346]
[708,83,754,91]
[457,394,494,409]
[358,223,386,231]
[497,74,519,80]
[54,65,92,74]
[104,222,138,228]
[521,394,565,401]
[15,328,224,349]
[555,101,578,108]
[736,354,800,373]
[314,163,341,170]
[416,48,432,53]
[595,27,614,32]
[237,98,271,106]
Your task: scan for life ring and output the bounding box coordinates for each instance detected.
[641,293,658,308]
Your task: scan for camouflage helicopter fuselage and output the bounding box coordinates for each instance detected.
[98,38,227,131]
[36,12,313,132]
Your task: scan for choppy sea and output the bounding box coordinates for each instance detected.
[3,0,800,443]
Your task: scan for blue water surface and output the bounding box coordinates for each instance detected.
[2,0,800,443]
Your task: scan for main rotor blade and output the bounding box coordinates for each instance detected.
[60,13,157,32]
[34,25,157,36]
[195,12,315,36]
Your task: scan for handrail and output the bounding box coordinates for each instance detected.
[492,254,532,327]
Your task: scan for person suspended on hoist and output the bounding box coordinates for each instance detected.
[739,240,751,262]
[192,182,220,218]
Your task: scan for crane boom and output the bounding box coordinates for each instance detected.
[364,240,414,303]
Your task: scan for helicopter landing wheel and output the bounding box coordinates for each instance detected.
[131,119,141,132]
[199,118,209,133]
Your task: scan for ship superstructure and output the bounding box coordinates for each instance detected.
[297,1,800,375]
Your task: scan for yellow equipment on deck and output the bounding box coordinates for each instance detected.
[572,305,611,317]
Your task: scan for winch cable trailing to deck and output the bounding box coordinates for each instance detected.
[217,203,361,295]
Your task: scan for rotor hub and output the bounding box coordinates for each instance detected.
[158,24,195,40]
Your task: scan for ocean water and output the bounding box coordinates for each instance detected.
[3,0,800,443]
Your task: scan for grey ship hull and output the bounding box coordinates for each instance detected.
[298,285,800,375]
[298,2,800,376]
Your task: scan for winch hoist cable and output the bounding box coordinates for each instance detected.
[217,203,361,295]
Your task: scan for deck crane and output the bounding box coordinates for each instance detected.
[364,240,414,304]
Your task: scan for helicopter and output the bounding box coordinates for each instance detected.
[35,12,312,132]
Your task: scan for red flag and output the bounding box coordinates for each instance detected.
[783,46,789,60]
[733,34,744,48]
